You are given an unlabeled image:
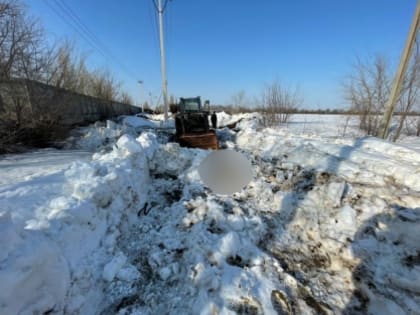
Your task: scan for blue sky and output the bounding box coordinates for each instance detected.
[27,0,416,109]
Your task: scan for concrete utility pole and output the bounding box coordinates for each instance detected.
[138,80,144,112]
[157,0,169,121]
[379,0,420,139]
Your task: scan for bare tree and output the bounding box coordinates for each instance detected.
[88,69,121,101]
[119,91,133,105]
[231,90,246,106]
[0,0,134,152]
[260,81,301,126]
[45,40,124,103]
[48,40,79,90]
[341,114,352,137]
[0,3,76,150]
[344,55,390,136]
[0,0,48,80]
[404,116,420,136]
[0,0,50,151]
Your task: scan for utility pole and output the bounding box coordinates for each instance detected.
[379,0,420,139]
[155,0,169,121]
[138,80,144,112]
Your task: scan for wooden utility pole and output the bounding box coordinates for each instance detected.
[379,0,420,139]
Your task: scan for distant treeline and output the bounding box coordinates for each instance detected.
[196,105,420,116]
[154,103,420,116]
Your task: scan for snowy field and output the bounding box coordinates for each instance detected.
[1,113,420,315]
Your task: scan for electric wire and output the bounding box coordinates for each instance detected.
[164,0,172,100]
[53,0,138,79]
[148,0,160,59]
[44,0,137,80]
[147,0,162,108]
[55,0,111,57]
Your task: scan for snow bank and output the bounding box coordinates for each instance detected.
[237,127,420,193]
[3,112,420,314]
[70,116,174,152]
[215,111,235,127]
[0,133,155,315]
[232,118,420,314]
[121,115,157,128]
[212,111,261,129]
[72,120,126,151]
[147,113,176,128]
[0,212,70,315]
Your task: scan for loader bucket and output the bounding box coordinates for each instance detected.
[177,130,219,150]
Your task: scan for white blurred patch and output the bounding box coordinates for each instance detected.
[198,149,253,195]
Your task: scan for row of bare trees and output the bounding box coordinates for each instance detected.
[225,53,420,139]
[259,82,301,126]
[45,42,128,102]
[0,1,129,101]
[0,0,133,152]
[344,42,420,140]
[227,83,302,126]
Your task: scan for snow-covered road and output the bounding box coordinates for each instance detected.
[1,113,420,315]
[0,149,91,185]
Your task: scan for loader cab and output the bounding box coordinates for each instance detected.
[175,96,209,135]
[179,97,203,113]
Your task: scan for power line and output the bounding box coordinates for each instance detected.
[55,1,107,53]
[44,0,138,80]
[45,0,109,58]
[55,0,135,78]
[53,0,138,79]
[44,0,100,53]
[165,1,171,73]
[148,0,160,58]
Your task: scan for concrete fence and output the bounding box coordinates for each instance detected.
[0,79,141,126]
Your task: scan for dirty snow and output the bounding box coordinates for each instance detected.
[1,112,420,315]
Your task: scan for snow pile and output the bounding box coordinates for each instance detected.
[215,111,235,127]
[100,116,420,314]
[72,120,127,151]
[2,112,420,314]
[104,143,281,314]
[148,113,176,129]
[121,115,158,129]
[213,111,261,129]
[70,116,173,153]
[0,212,70,315]
[233,121,420,314]
[0,134,154,315]
[237,127,420,192]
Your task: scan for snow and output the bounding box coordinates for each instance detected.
[0,212,70,315]
[1,112,420,314]
[103,252,128,282]
[0,148,91,186]
[215,111,238,127]
[121,115,157,129]
[0,133,152,314]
